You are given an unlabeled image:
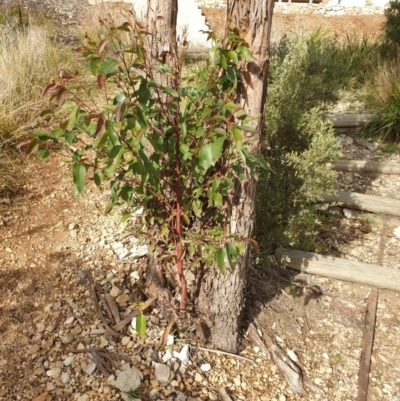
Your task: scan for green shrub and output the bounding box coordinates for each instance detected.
[256,31,341,255]
[385,0,400,46]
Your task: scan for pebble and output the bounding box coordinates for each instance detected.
[0,360,6,367]
[100,336,109,347]
[64,316,75,325]
[27,344,40,355]
[46,382,55,391]
[61,334,75,344]
[46,367,61,379]
[233,377,241,387]
[83,363,97,375]
[63,356,74,367]
[121,336,130,346]
[110,286,122,297]
[36,322,45,333]
[113,367,143,392]
[200,363,211,372]
[154,363,172,384]
[61,372,70,384]
[32,393,49,401]
[77,395,89,401]
[194,372,203,383]
[116,293,130,304]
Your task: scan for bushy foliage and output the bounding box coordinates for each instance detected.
[385,0,400,46]
[30,18,267,310]
[256,31,341,254]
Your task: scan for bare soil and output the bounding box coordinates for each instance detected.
[1,9,399,401]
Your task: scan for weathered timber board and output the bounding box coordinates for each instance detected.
[327,114,379,128]
[323,191,400,217]
[277,249,400,291]
[333,160,400,175]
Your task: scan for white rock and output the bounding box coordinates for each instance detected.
[77,395,89,401]
[176,392,187,401]
[154,363,172,384]
[253,346,260,353]
[64,316,74,325]
[343,208,356,219]
[83,363,97,375]
[113,367,143,392]
[63,356,74,367]
[130,244,148,258]
[393,226,400,239]
[46,367,61,379]
[162,349,174,363]
[61,372,70,384]
[173,344,190,364]
[279,396,286,401]
[130,271,140,281]
[200,363,211,372]
[131,317,137,330]
[166,334,174,346]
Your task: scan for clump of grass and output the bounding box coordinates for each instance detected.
[0,6,79,193]
[362,59,400,143]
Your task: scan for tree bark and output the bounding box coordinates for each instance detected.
[146,0,178,88]
[196,0,275,352]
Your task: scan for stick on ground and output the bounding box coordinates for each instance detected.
[357,288,378,401]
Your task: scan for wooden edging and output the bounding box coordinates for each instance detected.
[323,190,400,217]
[276,249,400,292]
[326,114,379,128]
[333,160,400,175]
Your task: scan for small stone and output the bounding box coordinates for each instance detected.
[46,382,55,391]
[64,316,74,325]
[322,352,329,360]
[149,315,159,325]
[61,334,75,344]
[0,360,6,367]
[70,326,82,335]
[393,226,400,239]
[36,323,45,333]
[116,293,130,304]
[279,396,286,401]
[166,334,174,346]
[63,356,74,367]
[110,286,122,297]
[131,317,137,330]
[194,372,203,383]
[83,363,97,375]
[33,392,50,401]
[150,380,160,388]
[113,367,143,392]
[154,363,172,384]
[24,283,36,296]
[121,336,130,346]
[200,363,211,372]
[42,338,54,350]
[209,393,218,400]
[61,372,70,384]
[253,346,260,353]
[173,344,190,364]
[46,367,61,379]
[176,392,187,401]
[343,208,356,219]
[28,344,40,355]
[77,395,89,401]
[233,377,241,387]
[100,336,109,347]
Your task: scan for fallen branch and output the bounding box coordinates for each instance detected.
[333,160,400,175]
[189,344,255,364]
[323,191,400,217]
[357,289,378,401]
[277,249,400,292]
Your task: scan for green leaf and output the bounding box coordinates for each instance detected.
[99,58,119,76]
[198,137,225,171]
[216,247,227,273]
[228,50,239,66]
[89,57,101,75]
[72,163,87,198]
[239,125,257,133]
[212,192,223,207]
[213,128,226,136]
[233,127,243,150]
[192,199,202,217]
[38,150,51,161]
[136,311,146,337]
[237,46,256,62]
[225,243,238,269]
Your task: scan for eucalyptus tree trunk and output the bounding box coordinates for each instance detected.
[146,0,178,88]
[195,0,275,353]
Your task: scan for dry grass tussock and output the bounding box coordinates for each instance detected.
[0,19,78,194]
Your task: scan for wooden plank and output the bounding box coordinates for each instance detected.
[323,191,400,217]
[277,249,400,291]
[357,288,378,401]
[333,160,400,175]
[327,114,379,128]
